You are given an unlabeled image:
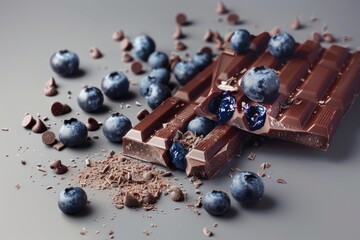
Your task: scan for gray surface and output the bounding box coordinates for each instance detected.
[1,0,360,239]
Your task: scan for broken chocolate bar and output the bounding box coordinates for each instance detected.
[196,32,360,150]
[122,60,251,179]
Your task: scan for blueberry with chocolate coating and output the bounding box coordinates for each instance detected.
[145,83,171,109]
[59,118,88,147]
[148,51,169,69]
[187,116,216,137]
[203,190,231,216]
[169,141,187,170]
[101,72,129,99]
[132,35,156,61]
[58,187,87,214]
[230,171,264,205]
[230,29,252,53]
[241,66,280,103]
[191,51,212,71]
[243,103,267,131]
[268,32,296,59]
[102,113,132,142]
[173,61,198,85]
[77,86,104,112]
[50,50,79,77]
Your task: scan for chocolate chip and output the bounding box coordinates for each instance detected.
[136,109,150,121]
[42,131,56,145]
[50,160,68,174]
[173,26,184,40]
[32,118,47,133]
[45,77,57,88]
[120,38,132,51]
[169,54,182,71]
[53,141,66,151]
[143,193,157,204]
[215,1,228,14]
[124,193,141,208]
[51,102,64,116]
[175,41,187,51]
[290,17,301,30]
[90,47,103,59]
[212,31,223,44]
[22,114,36,129]
[175,13,188,26]
[203,29,214,42]
[44,86,58,97]
[112,30,125,41]
[227,13,240,25]
[122,52,134,63]
[131,61,144,75]
[87,117,100,131]
[169,186,184,202]
[322,31,335,43]
[200,46,213,56]
[62,103,72,114]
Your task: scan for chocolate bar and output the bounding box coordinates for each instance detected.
[196,32,360,149]
[122,60,251,179]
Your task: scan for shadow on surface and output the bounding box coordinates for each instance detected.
[240,195,276,212]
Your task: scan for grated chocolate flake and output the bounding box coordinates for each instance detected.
[247,152,256,161]
[277,178,287,184]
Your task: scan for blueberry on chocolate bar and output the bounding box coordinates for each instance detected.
[191,51,212,71]
[208,91,236,124]
[187,116,216,137]
[241,66,280,103]
[169,141,187,170]
[243,103,266,131]
[268,32,296,59]
[230,29,252,53]
[173,60,198,85]
[145,83,171,109]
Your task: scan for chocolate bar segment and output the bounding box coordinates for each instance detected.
[123,58,252,178]
[196,32,360,149]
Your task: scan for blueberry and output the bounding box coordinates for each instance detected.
[101,72,129,99]
[59,118,88,147]
[243,103,267,131]
[191,51,212,71]
[173,61,199,85]
[145,83,171,109]
[187,116,216,137]
[230,29,252,53]
[209,92,236,124]
[50,49,79,77]
[169,141,187,170]
[132,35,156,61]
[58,187,88,214]
[268,32,296,59]
[203,190,231,216]
[230,171,264,205]
[149,68,171,84]
[148,51,169,69]
[241,66,280,103]
[77,86,104,112]
[102,113,132,143]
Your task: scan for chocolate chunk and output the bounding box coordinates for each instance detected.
[53,141,65,151]
[215,1,228,14]
[203,29,214,42]
[62,103,72,114]
[32,118,47,133]
[124,193,141,208]
[112,30,125,41]
[90,47,103,59]
[86,117,100,131]
[136,109,150,121]
[175,41,187,51]
[212,31,223,45]
[312,32,322,42]
[22,114,36,129]
[227,13,240,25]
[122,52,134,63]
[51,102,64,116]
[50,160,68,174]
[143,193,157,204]
[45,77,57,88]
[175,13,188,26]
[120,38,132,51]
[169,186,184,202]
[44,86,58,97]
[173,26,184,39]
[200,46,213,57]
[131,61,144,75]
[42,131,56,145]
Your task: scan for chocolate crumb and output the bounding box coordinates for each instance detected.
[143,193,157,205]
[290,17,302,30]
[173,26,184,39]
[112,30,125,41]
[22,114,36,129]
[50,160,68,174]
[215,1,228,14]
[80,228,87,235]
[1,127,9,131]
[136,109,150,121]
[277,178,287,184]
[42,131,56,145]
[203,29,214,42]
[175,13,188,26]
[195,196,202,208]
[32,118,47,133]
[309,16,318,22]
[260,162,271,170]
[343,35,352,42]
[131,61,144,75]
[15,184,21,190]
[213,223,218,228]
[45,77,57,88]
[247,152,256,161]
[227,13,240,25]
[87,117,100,131]
[122,52,134,63]
[175,41,187,51]
[203,227,213,237]
[257,170,266,178]
[124,193,141,208]
[135,101,142,107]
[90,47,103,59]
[120,38,132,51]
[170,186,184,202]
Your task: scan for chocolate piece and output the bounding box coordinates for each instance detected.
[136,109,150,121]
[200,46,213,57]
[42,130,56,145]
[196,32,360,150]
[22,114,36,129]
[62,103,72,114]
[131,61,143,75]
[291,17,301,30]
[120,38,132,51]
[224,31,233,42]
[215,1,228,14]
[53,141,66,151]
[169,186,184,202]
[269,26,281,37]
[44,86,58,97]
[203,29,214,42]
[123,60,251,178]
[51,102,64,116]
[90,47,102,59]
[323,31,335,43]
[45,77,57,88]
[87,117,100,131]
[227,13,240,25]
[170,54,182,71]
[173,26,184,39]
[112,30,124,41]
[124,193,141,208]
[312,31,322,42]
[50,160,68,174]
[122,52,134,63]
[175,13,188,26]
[32,118,47,133]
[175,41,187,51]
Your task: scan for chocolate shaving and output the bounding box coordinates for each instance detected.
[277,178,287,184]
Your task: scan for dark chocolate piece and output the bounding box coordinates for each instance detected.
[86,117,100,131]
[42,130,56,145]
[227,13,240,25]
[175,13,188,26]
[53,141,66,151]
[32,118,47,133]
[122,52,134,63]
[131,61,143,75]
[22,114,36,129]
[50,160,68,174]
[90,47,102,59]
[51,102,64,116]
[196,32,360,150]
[136,109,150,121]
[175,41,187,51]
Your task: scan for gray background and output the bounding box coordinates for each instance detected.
[1,0,360,239]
